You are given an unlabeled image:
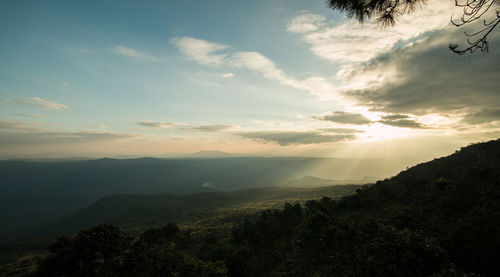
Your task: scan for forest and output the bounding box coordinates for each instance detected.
[2,139,499,276]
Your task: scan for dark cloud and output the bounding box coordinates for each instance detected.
[379,119,426,129]
[317,128,365,133]
[378,114,426,129]
[137,121,181,128]
[343,33,500,116]
[314,111,371,125]
[239,131,356,146]
[462,109,500,124]
[190,125,233,132]
[381,114,409,121]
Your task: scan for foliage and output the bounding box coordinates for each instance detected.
[327,0,500,54]
[7,139,500,276]
[33,224,226,277]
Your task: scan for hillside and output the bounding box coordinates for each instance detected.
[5,139,500,276]
[39,185,359,237]
[0,156,394,240]
[228,139,500,276]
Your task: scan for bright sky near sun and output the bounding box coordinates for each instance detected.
[1,0,499,160]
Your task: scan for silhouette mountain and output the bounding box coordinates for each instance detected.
[229,139,500,276]
[37,185,359,237]
[5,139,500,276]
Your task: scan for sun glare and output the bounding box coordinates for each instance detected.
[361,123,413,141]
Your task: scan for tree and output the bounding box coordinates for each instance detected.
[327,0,500,54]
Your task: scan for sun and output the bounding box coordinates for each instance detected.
[360,123,414,141]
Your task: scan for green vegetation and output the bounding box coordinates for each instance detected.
[0,156,388,241]
[0,185,359,276]
[2,139,500,276]
[41,185,359,235]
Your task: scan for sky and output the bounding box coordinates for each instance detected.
[1,0,499,162]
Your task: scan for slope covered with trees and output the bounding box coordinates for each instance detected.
[5,139,500,276]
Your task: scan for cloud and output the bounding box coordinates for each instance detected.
[341,33,500,116]
[462,109,500,124]
[229,51,290,82]
[379,119,426,129]
[0,131,133,145]
[287,1,453,63]
[8,97,69,110]
[239,131,355,146]
[113,46,159,62]
[377,114,426,129]
[381,114,410,121]
[287,13,325,33]
[171,37,229,66]
[172,36,343,99]
[137,121,184,128]
[13,113,43,118]
[190,125,234,132]
[314,111,371,125]
[318,128,364,133]
[228,52,338,97]
[0,119,43,131]
[221,73,234,78]
[0,119,133,145]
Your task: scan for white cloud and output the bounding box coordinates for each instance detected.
[171,37,229,66]
[113,46,159,62]
[229,51,288,82]
[173,37,346,100]
[221,73,234,78]
[288,1,454,63]
[13,113,44,118]
[287,13,325,33]
[9,97,69,110]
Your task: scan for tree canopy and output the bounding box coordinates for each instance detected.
[327,0,500,54]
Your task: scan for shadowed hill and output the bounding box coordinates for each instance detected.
[5,139,500,276]
[0,156,393,241]
[39,185,359,237]
[228,139,500,276]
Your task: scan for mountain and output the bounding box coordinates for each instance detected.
[0,156,392,241]
[4,139,500,276]
[227,139,500,276]
[0,157,391,199]
[38,185,359,237]
[186,151,239,158]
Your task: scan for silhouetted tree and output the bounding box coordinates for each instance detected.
[36,224,133,276]
[327,0,500,54]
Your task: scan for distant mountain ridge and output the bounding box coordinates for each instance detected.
[11,139,500,277]
[0,156,391,241]
[186,150,239,158]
